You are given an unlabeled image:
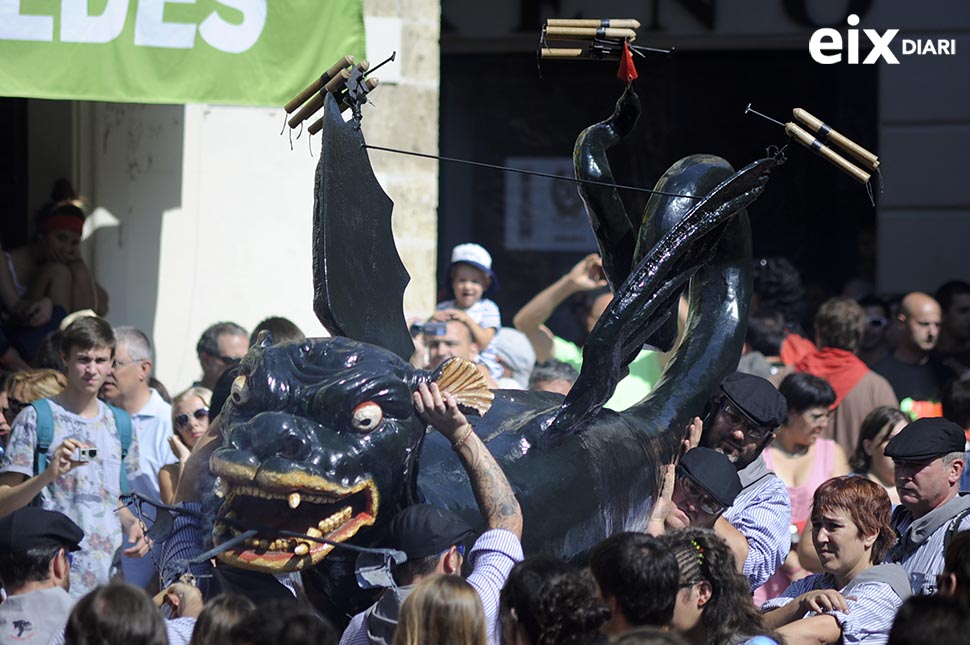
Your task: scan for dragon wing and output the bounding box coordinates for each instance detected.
[312,92,414,361]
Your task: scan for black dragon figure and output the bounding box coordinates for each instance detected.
[204,88,782,616]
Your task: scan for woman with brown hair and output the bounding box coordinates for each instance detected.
[849,406,910,505]
[762,476,910,645]
[662,528,772,645]
[393,574,487,645]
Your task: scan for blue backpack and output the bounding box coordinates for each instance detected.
[30,399,133,498]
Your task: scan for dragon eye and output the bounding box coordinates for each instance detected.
[351,402,383,432]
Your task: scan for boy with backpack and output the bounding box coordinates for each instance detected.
[0,316,150,599]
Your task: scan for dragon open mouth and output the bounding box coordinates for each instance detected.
[211,473,379,572]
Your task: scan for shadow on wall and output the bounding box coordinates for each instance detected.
[83,103,184,342]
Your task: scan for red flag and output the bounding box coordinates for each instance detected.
[617,41,638,83]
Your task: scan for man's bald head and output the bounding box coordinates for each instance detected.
[425,319,478,369]
[899,292,942,354]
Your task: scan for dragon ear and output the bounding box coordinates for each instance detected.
[313,91,414,362]
[430,358,494,417]
[254,330,275,349]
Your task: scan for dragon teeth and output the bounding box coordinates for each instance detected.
[306,527,323,538]
[316,506,355,534]
[214,477,226,498]
[294,543,309,556]
[288,493,301,509]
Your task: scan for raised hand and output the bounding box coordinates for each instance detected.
[45,439,88,481]
[565,254,609,293]
[412,382,469,444]
[798,588,851,615]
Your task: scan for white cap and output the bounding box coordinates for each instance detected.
[450,243,492,272]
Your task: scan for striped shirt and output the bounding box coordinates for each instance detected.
[340,528,523,645]
[761,569,907,645]
[723,464,792,590]
[886,493,970,595]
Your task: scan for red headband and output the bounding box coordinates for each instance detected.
[39,214,84,235]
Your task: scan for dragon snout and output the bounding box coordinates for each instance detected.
[230,414,315,462]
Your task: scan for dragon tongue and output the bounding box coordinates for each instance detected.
[288,492,301,509]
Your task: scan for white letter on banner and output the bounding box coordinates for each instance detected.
[135,0,196,48]
[199,0,266,54]
[0,0,54,41]
[61,0,129,44]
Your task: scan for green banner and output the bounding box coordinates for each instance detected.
[0,0,365,106]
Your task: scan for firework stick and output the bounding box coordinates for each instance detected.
[793,108,879,170]
[545,26,637,39]
[785,123,871,184]
[284,55,355,114]
[546,19,641,29]
[540,48,587,58]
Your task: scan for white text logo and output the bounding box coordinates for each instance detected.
[809,14,956,65]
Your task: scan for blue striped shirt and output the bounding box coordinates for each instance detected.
[886,493,970,595]
[339,528,523,645]
[723,466,792,590]
[762,569,906,645]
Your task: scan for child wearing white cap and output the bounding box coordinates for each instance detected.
[434,243,503,378]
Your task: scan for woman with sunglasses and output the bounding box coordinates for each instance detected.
[762,476,910,645]
[662,528,776,645]
[158,387,211,504]
[757,373,848,604]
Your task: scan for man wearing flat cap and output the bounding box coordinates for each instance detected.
[884,417,970,595]
[647,447,743,535]
[692,371,793,591]
[340,382,523,645]
[0,508,82,643]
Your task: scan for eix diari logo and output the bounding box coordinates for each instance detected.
[809,14,956,64]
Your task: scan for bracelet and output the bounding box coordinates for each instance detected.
[452,424,475,452]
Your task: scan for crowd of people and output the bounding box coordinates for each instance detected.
[2,196,970,644]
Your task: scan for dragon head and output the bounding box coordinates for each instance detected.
[208,335,426,572]
[206,335,491,573]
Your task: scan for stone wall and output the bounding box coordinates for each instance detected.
[363,0,441,319]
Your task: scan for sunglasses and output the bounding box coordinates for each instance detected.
[867,316,888,329]
[216,354,242,366]
[720,401,774,440]
[174,407,209,430]
[677,470,726,516]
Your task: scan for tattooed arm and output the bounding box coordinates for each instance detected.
[413,382,523,538]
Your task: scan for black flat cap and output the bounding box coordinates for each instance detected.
[885,417,966,461]
[0,508,84,552]
[385,504,475,560]
[720,372,788,428]
[680,447,743,507]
